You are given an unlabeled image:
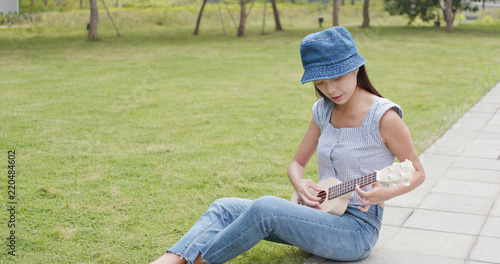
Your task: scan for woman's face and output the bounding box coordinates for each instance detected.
[313,68,359,105]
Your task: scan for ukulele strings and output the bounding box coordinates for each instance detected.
[327,172,377,200]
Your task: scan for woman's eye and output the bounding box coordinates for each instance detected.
[334,77,341,80]
[316,82,323,85]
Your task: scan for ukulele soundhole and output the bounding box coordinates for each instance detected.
[317,190,326,204]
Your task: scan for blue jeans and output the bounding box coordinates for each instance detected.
[167,196,383,264]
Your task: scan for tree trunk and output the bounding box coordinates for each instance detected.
[362,0,370,27]
[269,0,283,31]
[194,0,207,35]
[261,0,267,34]
[445,0,453,32]
[88,0,99,40]
[238,0,246,36]
[351,0,354,5]
[333,0,339,26]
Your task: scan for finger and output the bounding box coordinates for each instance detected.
[358,196,368,205]
[301,190,321,202]
[358,205,369,212]
[310,183,323,192]
[300,195,321,209]
[355,184,366,197]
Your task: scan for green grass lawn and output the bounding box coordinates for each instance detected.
[0,13,499,263]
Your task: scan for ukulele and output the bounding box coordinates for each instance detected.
[291,159,415,216]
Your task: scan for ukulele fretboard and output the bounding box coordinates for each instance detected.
[327,172,377,200]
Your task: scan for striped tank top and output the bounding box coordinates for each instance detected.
[312,97,403,206]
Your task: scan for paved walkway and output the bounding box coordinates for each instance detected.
[304,82,500,264]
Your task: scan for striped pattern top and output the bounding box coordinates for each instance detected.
[312,97,403,206]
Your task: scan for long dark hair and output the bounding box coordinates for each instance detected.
[314,65,383,100]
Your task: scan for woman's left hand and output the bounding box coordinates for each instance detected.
[355,183,387,212]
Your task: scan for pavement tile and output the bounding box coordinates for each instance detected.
[431,178,500,198]
[469,103,499,113]
[385,153,452,208]
[480,216,500,238]
[425,130,477,155]
[403,209,485,235]
[442,167,500,184]
[381,207,413,226]
[484,124,500,133]
[453,112,493,129]
[302,255,368,264]
[382,228,476,259]
[384,188,427,208]
[377,225,399,249]
[491,114,500,126]
[419,153,457,180]
[363,249,464,264]
[469,236,500,263]
[476,131,500,141]
[453,157,500,171]
[460,146,500,159]
[491,199,500,217]
[442,130,479,142]
[425,139,467,156]
[418,193,494,215]
[467,137,500,151]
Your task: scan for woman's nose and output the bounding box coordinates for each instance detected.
[326,82,336,93]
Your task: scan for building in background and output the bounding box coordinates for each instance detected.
[0,0,19,14]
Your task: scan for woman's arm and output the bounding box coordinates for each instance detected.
[287,118,324,209]
[356,109,426,212]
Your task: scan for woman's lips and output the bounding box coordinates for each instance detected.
[331,95,343,102]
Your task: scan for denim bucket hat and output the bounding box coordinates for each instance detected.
[300,26,366,84]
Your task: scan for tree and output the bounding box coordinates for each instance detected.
[194,0,282,36]
[88,0,98,40]
[439,0,477,31]
[445,0,453,32]
[333,0,339,26]
[194,0,207,35]
[238,0,246,36]
[362,0,370,27]
[383,0,477,26]
[270,0,282,31]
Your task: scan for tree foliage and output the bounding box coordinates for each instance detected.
[383,0,478,25]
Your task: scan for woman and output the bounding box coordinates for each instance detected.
[151,26,425,264]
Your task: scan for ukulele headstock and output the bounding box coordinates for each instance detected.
[376,159,415,188]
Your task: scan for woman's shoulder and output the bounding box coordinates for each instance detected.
[312,97,334,129]
[373,97,403,119]
[313,97,334,112]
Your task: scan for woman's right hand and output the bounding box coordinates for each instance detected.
[293,179,324,210]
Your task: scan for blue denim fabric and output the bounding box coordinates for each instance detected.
[300,26,366,84]
[167,196,383,264]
